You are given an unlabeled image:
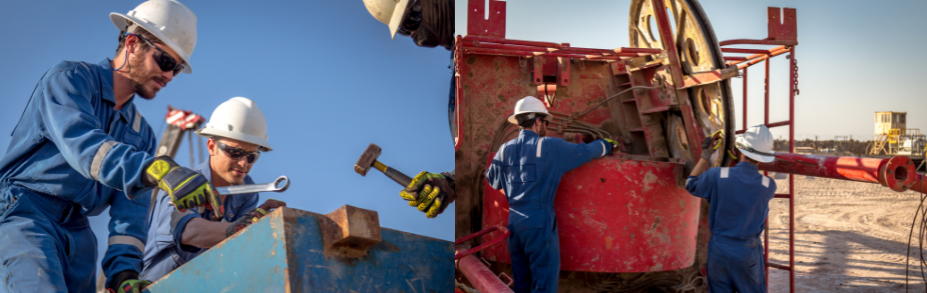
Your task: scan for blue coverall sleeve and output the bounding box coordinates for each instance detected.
[685,168,718,200]
[37,66,154,199]
[550,138,611,172]
[103,190,152,286]
[485,148,505,190]
[102,124,157,285]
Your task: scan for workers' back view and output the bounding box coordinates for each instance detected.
[685,124,778,293]
[486,96,617,293]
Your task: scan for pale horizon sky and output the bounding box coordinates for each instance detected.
[456,0,927,141]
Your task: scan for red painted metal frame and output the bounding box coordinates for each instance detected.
[722,14,797,288]
[455,225,510,260]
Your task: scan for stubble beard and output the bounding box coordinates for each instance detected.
[127,53,162,100]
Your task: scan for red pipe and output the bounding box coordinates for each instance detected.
[458,255,514,293]
[756,153,917,192]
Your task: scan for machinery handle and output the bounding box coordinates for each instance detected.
[384,167,413,187]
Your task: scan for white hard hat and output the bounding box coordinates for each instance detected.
[362,0,411,39]
[111,0,197,74]
[196,97,273,152]
[735,124,775,163]
[508,96,553,124]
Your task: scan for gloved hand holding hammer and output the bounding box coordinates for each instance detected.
[400,171,456,218]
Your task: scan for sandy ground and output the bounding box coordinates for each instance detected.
[766,175,927,292]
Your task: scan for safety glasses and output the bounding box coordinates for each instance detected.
[126,33,185,76]
[216,141,261,164]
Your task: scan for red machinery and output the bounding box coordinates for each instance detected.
[453,0,926,292]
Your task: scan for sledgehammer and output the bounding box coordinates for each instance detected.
[354,143,414,194]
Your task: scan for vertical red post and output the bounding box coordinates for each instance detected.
[787,47,797,293]
[764,59,770,125]
[743,67,748,131]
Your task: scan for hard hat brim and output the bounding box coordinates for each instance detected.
[195,127,272,152]
[507,112,553,124]
[735,134,775,163]
[387,0,410,39]
[739,148,775,163]
[110,12,193,74]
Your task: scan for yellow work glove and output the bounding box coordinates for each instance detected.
[144,156,224,218]
[603,138,620,154]
[400,172,455,218]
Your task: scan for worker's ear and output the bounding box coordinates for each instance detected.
[124,34,139,55]
[206,138,217,157]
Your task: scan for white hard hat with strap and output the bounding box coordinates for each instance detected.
[196,97,273,152]
[110,0,197,74]
[735,124,775,163]
[508,96,553,124]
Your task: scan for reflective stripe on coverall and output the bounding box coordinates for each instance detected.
[141,158,258,282]
[486,130,610,293]
[0,59,158,292]
[685,161,777,293]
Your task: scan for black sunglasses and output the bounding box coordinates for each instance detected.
[215,141,261,164]
[126,33,185,76]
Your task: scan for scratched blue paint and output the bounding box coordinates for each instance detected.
[144,207,453,293]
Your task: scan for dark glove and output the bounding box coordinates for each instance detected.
[107,271,151,293]
[226,199,287,237]
[144,156,224,218]
[400,171,455,218]
[410,0,455,50]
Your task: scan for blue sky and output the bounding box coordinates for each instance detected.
[0,0,454,268]
[457,0,927,141]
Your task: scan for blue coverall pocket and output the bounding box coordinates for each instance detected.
[122,131,145,150]
[0,187,21,222]
[745,246,764,285]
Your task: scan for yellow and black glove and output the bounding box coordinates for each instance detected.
[107,271,151,293]
[144,156,224,218]
[603,138,620,154]
[700,130,724,161]
[400,172,455,218]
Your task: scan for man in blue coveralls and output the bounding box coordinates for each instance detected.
[485,96,619,293]
[685,124,777,292]
[141,97,286,282]
[0,1,225,293]
[361,0,456,219]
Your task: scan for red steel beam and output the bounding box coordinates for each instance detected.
[720,39,798,46]
[722,48,775,54]
[465,35,563,49]
[757,153,917,192]
[458,255,514,293]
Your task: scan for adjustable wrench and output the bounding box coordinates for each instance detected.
[215,176,290,195]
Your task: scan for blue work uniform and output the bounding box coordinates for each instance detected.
[0,59,159,292]
[485,130,611,293]
[685,161,777,293]
[140,158,258,282]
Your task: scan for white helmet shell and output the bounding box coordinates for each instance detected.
[508,96,552,124]
[196,97,273,152]
[362,0,411,39]
[735,124,775,163]
[111,0,197,74]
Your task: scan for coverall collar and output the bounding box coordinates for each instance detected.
[519,129,539,139]
[734,161,760,172]
[98,58,117,104]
